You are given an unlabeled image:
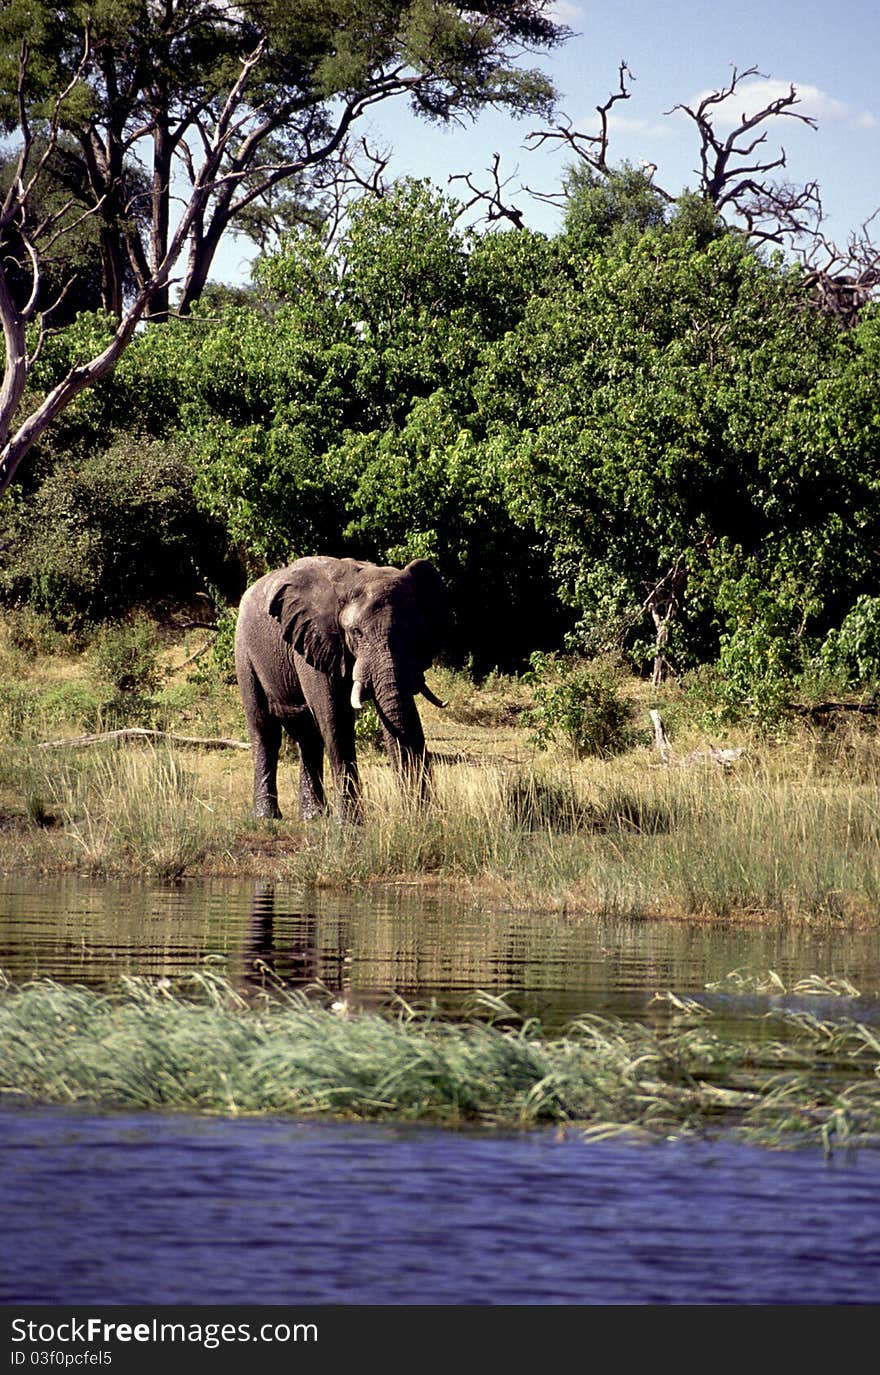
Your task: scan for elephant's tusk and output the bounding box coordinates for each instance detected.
[419,681,448,709]
[351,680,366,710]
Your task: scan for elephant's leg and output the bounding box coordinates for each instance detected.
[286,718,327,820]
[236,655,285,819]
[295,659,362,823]
[251,715,284,820]
[235,662,283,814]
[324,704,363,824]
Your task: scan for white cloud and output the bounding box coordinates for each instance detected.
[547,1,584,22]
[606,114,674,139]
[688,78,876,131]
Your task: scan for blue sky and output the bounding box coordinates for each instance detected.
[215,0,880,282]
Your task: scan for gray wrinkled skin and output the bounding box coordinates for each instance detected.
[234,556,446,821]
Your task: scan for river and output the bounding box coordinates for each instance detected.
[1,877,878,1305]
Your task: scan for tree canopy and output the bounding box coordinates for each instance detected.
[6,173,878,700]
[0,0,567,494]
[2,33,879,707]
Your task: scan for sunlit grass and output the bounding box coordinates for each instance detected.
[275,751,880,922]
[1,970,877,1152]
[1,650,879,918]
[1,737,879,917]
[0,744,240,880]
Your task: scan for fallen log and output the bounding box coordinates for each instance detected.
[789,701,878,717]
[37,728,250,751]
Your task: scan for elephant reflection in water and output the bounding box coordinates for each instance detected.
[244,883,348,996]
[235,556,447,821]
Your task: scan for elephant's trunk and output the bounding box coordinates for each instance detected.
[371,659,428,795]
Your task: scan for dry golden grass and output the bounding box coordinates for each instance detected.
[1,620,878,921]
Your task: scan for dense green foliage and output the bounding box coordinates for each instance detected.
[524,654,637,758]
[0,435,230,630]
[2,172,878,704]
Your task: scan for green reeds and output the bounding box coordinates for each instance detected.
[1,971,878,1152]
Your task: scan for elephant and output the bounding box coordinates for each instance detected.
[234,555,448,821]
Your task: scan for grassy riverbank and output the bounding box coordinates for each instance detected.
[1,615,878,922]
[1,970,877,1151]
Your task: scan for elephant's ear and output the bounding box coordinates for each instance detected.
[404,558,448,664]
[267,560,343,674]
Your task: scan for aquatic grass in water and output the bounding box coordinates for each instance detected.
[0,971,878,1152]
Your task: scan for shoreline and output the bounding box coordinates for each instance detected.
[1,645,878,927]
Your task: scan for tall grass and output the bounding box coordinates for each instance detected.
[1,745,236,880]
[278,754,880,921]
[1,971,877,1151]
[2,707,879,919]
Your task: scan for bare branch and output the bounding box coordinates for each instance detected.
[668,64,819,240]
[527,60,636,176]
[13,27,94,219]
[798,209,880,323]
[449,153,527,228]
[526,64,676,204]
[320,139,390,243]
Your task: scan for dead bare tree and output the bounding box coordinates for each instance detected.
[524,63,675,203]
[520,61,879,319]
[448,153,528,229]
[668,65,820,230]
[526,61,823,236]
[798,211,880,325]
[641,554,690,687]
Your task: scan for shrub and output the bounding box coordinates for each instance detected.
[1,607,66,659]
[0,680,105,741]
[91,616,163,695]
[207,604,238,684]
[524,654,636,758]
[354,701,384,752]
[818,597,880,690]
[0,437,228,630]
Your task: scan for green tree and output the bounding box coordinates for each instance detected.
[0,1,568,496]
[0,435,228,629]
[126,181,568,666]
[563,160,668,249]
[486,211,852,682]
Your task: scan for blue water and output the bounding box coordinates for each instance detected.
[2,1105,878,1305]
[3,878,880,1306]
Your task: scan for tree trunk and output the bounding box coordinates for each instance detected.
[146,117,172,321]
[178,210,230,316]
